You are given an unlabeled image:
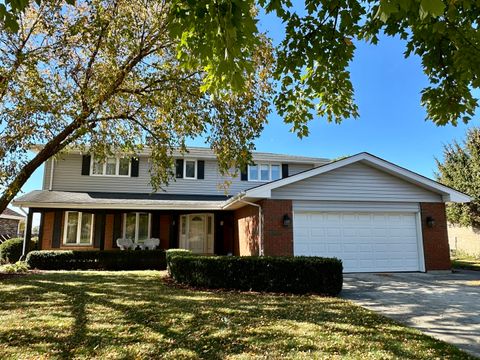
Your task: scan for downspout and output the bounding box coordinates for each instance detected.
[49,158,55,190]
[238,199,264,256]
[20,206,29,259]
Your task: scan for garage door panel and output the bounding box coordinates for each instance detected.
[294,210,421,272]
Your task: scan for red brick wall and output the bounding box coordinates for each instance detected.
[41,211,55,249]
[233,200,293,257]
[420,202,451,271]
[233,204,260,256]
[259,199,293,256]
[104,214,114,250]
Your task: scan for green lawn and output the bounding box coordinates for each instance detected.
[0,271,473,359]
[452,255,480,271]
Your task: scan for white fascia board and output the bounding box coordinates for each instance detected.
[11,201,223,210]
[0,214,26,221]
[242,152,471,203]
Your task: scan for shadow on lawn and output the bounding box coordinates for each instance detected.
[0,271,474,359]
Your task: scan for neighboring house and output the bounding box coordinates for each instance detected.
[13,148,470,272]
[0,208,25,241]
[448,223,480,257]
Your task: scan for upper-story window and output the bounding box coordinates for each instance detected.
[248,164,281,182]
[91,156,131,177]
[184,159,197,179]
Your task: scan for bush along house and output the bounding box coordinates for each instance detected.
[13,147,470,273]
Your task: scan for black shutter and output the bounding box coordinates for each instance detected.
[169,213,179,248]
[197,160,205,179]
[113,212,122,248]
[240,166,248,181]
[282,164,289,178]
[151,212,160,239]
[52,210,62,248]
[94,212,105,250]
[175,159,184,178]
[81,155,91,175]
[131,157,139,177]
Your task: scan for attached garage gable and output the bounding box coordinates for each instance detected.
[271,162,442,202]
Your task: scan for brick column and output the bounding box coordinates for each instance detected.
[420,203,451,271]
[260,199,293,256]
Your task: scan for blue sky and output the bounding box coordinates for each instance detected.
[14,9,478,207]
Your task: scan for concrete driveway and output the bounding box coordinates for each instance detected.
[342,270,480,357]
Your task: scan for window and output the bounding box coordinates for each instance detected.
[91,156,131,176]
[63,211,94,245]
[184,160,197,179]
[248,163,281,181]
[123,212,151,243]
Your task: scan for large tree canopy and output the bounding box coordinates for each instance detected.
[436,128,480,227]
[0,0,273,212]
[3,0,480,129]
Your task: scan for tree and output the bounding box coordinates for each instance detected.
[436,128,480,227]
[4,0,480,129]
[0,0,273,213]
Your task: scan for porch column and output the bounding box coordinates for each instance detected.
[22,208,33,258]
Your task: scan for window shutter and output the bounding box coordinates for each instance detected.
[282,164,289,178]
[175,159,184,178]
[197,160,205,179]
[240,166,248,181]
[113,212,122,248]
[51,211,62,248]
[94,212,104,250]
[81,155,91,175]
[131,157,139,177]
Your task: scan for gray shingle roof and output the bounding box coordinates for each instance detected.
[13,190,229,210]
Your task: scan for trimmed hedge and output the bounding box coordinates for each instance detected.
[0,238,36,264]
[166,250,343,296]
[26,250,166,270]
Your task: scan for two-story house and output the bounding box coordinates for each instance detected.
[14,147,470,272]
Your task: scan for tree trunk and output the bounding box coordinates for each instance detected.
[0,119,86,214]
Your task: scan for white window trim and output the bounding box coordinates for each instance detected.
[63,211,94,246]
[123,212,151,243]
[183,159,197,179]
[90,156,131,177]
[248,163,281,182]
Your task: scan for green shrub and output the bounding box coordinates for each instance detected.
[166,249,193,270]
[167,253,343,296]
[0,238,37,264]
[0,261,29,273]
[26,250,166,270]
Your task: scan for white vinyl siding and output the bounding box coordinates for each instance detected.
[272,162,442,203]
[47,154,316,195]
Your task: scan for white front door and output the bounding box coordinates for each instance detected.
[179,214,214,254]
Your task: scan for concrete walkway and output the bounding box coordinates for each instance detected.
[342,270,480,357]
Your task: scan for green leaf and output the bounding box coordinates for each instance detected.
[420,0,445,17]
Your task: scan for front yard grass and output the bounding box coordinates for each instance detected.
[0,271,473,359]
[452,254,480,271]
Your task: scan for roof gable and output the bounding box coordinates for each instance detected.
[241,153,471,203]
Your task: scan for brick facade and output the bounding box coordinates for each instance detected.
[233,199,293,256]
[233,204,259,255]
[420,202,451,271]
[258,199,293,256]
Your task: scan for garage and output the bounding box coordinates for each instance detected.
[293,209,423,272]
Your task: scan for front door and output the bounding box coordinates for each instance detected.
[179,214,214,254]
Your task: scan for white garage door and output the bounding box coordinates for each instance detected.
[294,211,422,272]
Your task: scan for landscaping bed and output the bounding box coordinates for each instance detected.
[0,270,473,359]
